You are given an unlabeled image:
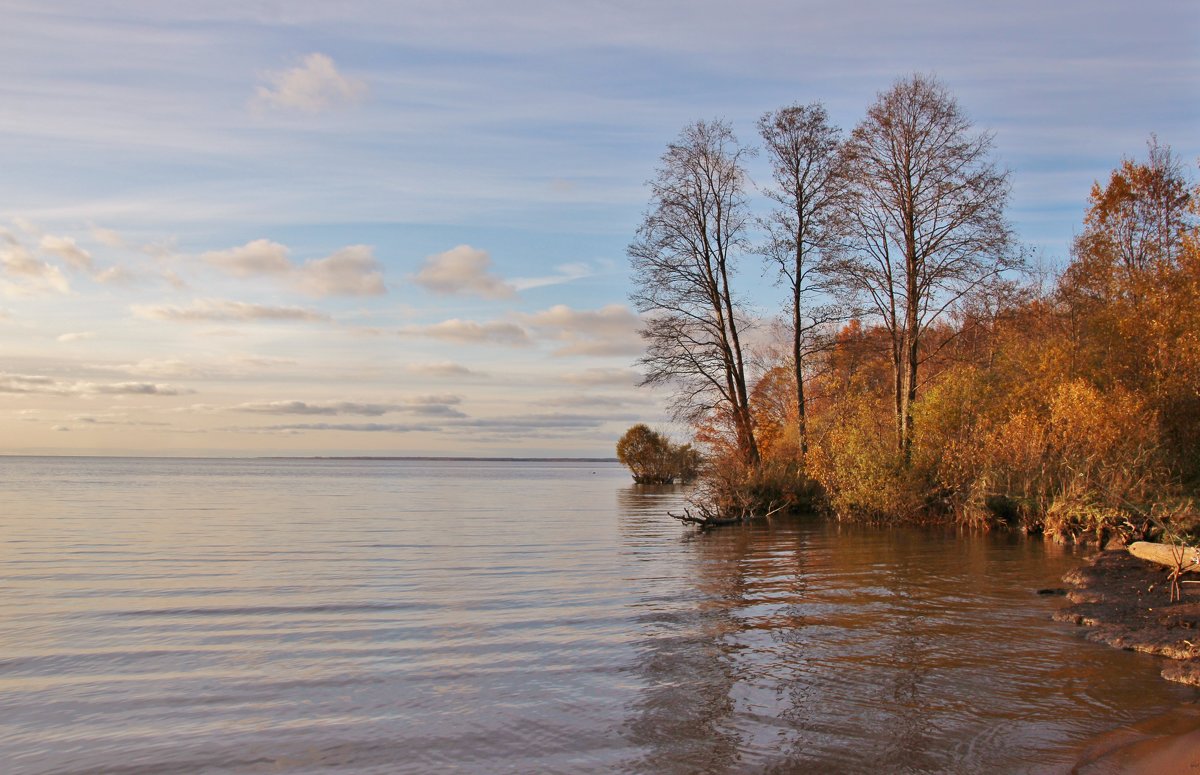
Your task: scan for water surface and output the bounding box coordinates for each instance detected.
[0,457,1194,773]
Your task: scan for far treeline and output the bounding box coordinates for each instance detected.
[621,73,1200,542]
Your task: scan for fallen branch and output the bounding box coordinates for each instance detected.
[668,502,787,530]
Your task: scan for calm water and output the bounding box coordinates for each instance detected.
[0,457,1195,774]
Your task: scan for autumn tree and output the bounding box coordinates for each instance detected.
[829,74,1019,459]
[629,120,760,466]
[616,424,702,484]
[1072,135,1191,281]
[758,103,850,457]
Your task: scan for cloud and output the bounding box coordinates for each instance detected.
[445,411,637,438]
[232,396,466,418]
[412,245,516,299]
[246,422,439,434]
[203,240,386,297]
[57,331,96,342]
[93,266,140,285]
[296,245,386,297]
[0,372,191,396]
[39,235,93,271]
[202,239,291,277]
[0,243,70,295]
[132,299,330,323]
[90,226,127,248]
[560,367,642,387]
[511,262,592,291]
[255,53,367,113]
[517,304,643,356]
[399,318,531,346]
[406,361,488,379]
[234,400,393,416]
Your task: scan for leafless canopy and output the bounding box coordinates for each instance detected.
[628,120,759,464]
[828,73,1021,454]
[758,102,852,454]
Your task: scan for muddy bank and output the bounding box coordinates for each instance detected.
[1055,548,1200,685]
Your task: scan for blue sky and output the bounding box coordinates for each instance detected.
[1,0,1197,456]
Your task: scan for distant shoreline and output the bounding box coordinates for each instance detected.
[262,456,620,463]
[1,454,619,463]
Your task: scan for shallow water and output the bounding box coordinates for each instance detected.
[0,457,1194,773]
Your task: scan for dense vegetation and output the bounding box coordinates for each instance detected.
[629,75,1199,541]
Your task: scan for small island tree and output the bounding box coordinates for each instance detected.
[616,424,701,484]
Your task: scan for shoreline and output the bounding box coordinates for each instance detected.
[1055,548,1200,685]
[1058,547,1200,772]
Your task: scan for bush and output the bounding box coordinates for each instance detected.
[616,424,701,484]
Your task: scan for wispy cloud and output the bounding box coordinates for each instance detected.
[39,235,93,271]
[412,245,516,299]
[232,397,465,418]
[245,422,438,434]
[406,361,489,379]
[399,318,531,346]
[511,262,593,291]
[517,304,642,356]
[57,331,96,343]
[132,299,330,323]
[0,373,192,397]
[560,367,642,387]
[254,53,367,113]
[0,242,70,295]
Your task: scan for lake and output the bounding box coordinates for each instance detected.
[0,456,1194,773]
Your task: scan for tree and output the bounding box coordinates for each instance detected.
[1066,136,1192,302]
[616,424,701,484]
[628,120,760,465]
[829,74,1019,459]
[758,103,850,457]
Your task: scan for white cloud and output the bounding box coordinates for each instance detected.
[254,53,367,113]
[0,242,70,295]
[296,245,386,297]
[399,318,531,346]
[39,235,93,271]
[511,262,593,291]
[202,240,386,297]
[57,331,96,343]
[517,304,642,356]
[132,299,330,323]
[412,245,516,299]
[202,238,291,277]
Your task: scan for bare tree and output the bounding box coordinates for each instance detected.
[758,102,851,457]
[628,120,759,465]
[829,74,1020,458]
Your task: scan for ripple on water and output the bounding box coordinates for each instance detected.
[0,458,1196,774]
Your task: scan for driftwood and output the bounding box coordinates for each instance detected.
[668,502,786,530]
[1129,541,1200,602]
[1129,541,1200,570]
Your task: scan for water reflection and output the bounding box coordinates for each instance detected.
[615,488,1200,773]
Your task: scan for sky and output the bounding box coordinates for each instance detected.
[1,0,1197,457]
